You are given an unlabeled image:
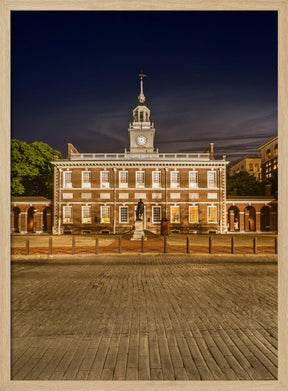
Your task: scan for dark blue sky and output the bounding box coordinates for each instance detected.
[11,11,277,161]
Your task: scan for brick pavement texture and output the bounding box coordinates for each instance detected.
[11,256,277,380]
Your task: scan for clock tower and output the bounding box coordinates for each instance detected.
[128,74,156,154]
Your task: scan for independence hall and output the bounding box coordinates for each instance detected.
[51,76,228,235]
[11,76,277,235]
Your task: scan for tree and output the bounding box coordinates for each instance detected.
[11,140,62,197]
[226,171,265,196]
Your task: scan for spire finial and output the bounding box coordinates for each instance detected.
[138,73,147,103]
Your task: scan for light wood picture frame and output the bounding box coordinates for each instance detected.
[1,1,287,390]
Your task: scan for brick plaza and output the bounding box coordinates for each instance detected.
[11,255,277,381]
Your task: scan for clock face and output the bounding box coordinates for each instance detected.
[136,135,147,146]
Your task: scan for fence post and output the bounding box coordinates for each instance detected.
[209,236,212,254]
[72,236,75,255]
[253,236,257,254]
[275,236,278,254]
[186,236,190,254]
[119,236,122,254]
[95,237,99,255]
[25,238,29,255]
[141,235,144,253]
[49,237,52,255]
[164,235,167,254]
[231,236,235,254]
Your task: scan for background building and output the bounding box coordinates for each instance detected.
[259,135,278,181]
[228,155,262,180]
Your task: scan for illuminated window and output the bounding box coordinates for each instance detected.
[82,171,91,188]
[207,205,217,223]
[82,206,91,223]
[189,171,198,188]
[266,149,272,160]
[100,171,110,188]
[119,206,129,223]
[152,171,161,188]
[63,171,72,188]
[171,206,180,223]
[119,171,128,188]
[248,163,253,171]
[63,206,73,223]
[136,171,145,188]
[100,206,110,223]
[207,171,217,188]
[171,171,180,188]
[189,206,198,223]
[152,206,161,223]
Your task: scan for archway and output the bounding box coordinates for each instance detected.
[27,207,35,232]
[228,206,240,231]
[260,206,271,231]
[12,207,21,233]
[244,206,256,232]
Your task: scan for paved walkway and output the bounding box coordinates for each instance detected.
[11,256,277,380]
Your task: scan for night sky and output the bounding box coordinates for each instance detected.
[11,11,277,161]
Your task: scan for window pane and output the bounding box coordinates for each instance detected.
[63,171,72,187]
[63,206,72,223]
[101,171,110,188]
[82,206,91,223]
[189,171,198,187]
[119,171,128,188]
[120,206,129,223]
[136,171,145,188]
[208,171,217,188]
[152,206,161,223]
[152,171,161,187]
[171,171,180,188]
[82,171,91,182]
[189,206,198,223]
[101,206,110,223]
[171,206,180,223]
[208,206,217,223]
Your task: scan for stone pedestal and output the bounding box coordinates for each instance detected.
[131,220,146,240]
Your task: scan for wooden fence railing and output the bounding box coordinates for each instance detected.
[17,236,278,256]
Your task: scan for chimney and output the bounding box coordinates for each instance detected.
[209,143,214,160]
[67,143,79,159]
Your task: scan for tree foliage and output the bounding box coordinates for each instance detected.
[226,171,265,196]
[11,140,62,197]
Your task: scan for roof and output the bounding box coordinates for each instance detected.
[227,196,275,200]
[228,154,261,167]
[11,196,52,203]
[258,135,278,150]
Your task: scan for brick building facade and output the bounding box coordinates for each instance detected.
[51,76,229,235]
[11,197,52,234]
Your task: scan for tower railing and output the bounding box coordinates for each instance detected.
[69,152,211,161]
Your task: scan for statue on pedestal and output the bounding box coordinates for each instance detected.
[136,199,144,221]
[131,199,146,240]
